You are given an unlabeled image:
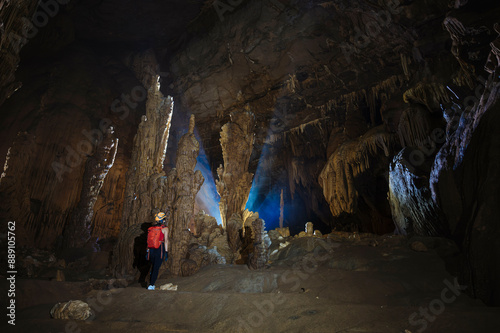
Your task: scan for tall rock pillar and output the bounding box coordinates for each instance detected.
[113,50,174,277]
[216,109,255,253]
[168,115,204,276]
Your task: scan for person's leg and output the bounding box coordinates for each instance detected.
[149,247,162,287]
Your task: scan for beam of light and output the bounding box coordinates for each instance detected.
[194,139,222,225]
[246,186,283,230]
[245,138,285,230]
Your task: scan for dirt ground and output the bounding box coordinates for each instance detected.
[3,234,500,332]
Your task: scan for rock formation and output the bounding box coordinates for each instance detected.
[225,213,244,259]
[188,211,233,266]
[279,188,284,228]
[0,0,499,307]
[248,218,271,270]
[388,149,445,236]
[50,300,93,321]
[168,115,205,276]
[182,245,226,277]
[113,51,174,277]
[62,126,118,249]
[216,109,255,229]
[305,222,314,237]
[319,126,394,233]
[429,20,500,305]
[215,109,255,259]
[0,0,41,106]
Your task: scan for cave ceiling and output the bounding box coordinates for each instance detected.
[1,0,500,236]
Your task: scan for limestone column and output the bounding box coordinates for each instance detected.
[215,109,255,254]
[113,50,174,277]
[216,110,255,227]
[168,115,204,276]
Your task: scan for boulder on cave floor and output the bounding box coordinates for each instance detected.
[50,300,93,320]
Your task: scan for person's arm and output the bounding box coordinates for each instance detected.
[163,227,169,252]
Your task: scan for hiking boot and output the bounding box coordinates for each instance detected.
[147,285,155,290]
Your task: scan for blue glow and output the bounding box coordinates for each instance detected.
[194,136,222,225]
[245,140,283,230]
[246,186,282,230]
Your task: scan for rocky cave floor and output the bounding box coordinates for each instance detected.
[3,233,500,333]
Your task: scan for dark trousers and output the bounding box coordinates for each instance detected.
[148,245,163,286]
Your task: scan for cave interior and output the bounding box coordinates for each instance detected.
[1,0,500,331]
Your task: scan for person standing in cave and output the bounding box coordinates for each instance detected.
[146,212,169,290]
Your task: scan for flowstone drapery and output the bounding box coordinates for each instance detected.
[168,115,204,276]
[62,127,118,249]
[319,126,393,218]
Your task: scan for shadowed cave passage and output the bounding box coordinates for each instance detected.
[1,0,500,332]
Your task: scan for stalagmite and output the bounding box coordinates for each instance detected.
[62,127,118,249]
[216,109,255,256]
[113,51,174,277]
[168,115,205,276]
[226,213,244,257]
[305,222,314,236]
[279,188,284,229]
[248,218,270,270]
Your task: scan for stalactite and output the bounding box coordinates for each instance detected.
[264,117,327,144]
[443,16,481,89]
[313,75,403,122]
[400,53,411,81]
[319,126,394,217]
[62,127,118,249]
[397,106,431,148]
[287,156,312,198]
[403,82,450,111]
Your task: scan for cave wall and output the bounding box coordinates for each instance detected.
[430,21,500,305]
[0,43,145,248]
[0,0,42,106]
